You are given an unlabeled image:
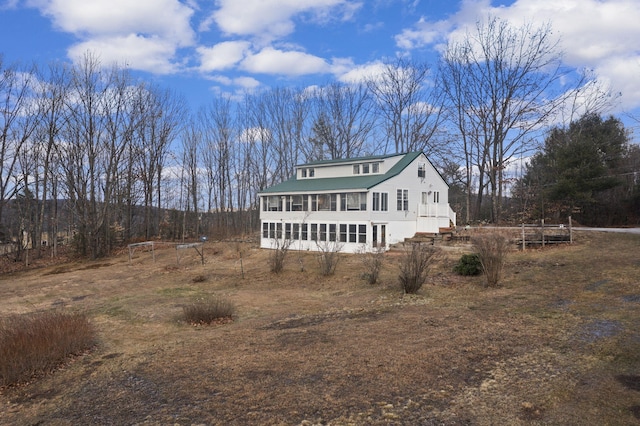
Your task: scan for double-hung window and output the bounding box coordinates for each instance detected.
[372,192,388,211]
[397,189,409,211]
[418,163,426,178]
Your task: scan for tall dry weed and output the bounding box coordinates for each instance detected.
[0,311,95,386]
[472,231,511,287]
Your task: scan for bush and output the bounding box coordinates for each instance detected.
[453,253,482,276]
[0,310,95,387]
[269,238,291,273]
[398,243,439,294]
[358,245,386,284]
[182,297,235,325]
[472,232,510,287]
[316,241,343,276]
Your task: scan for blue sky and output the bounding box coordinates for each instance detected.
[1,0,639,139]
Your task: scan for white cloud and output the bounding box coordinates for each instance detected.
[337,60,386,84]
[28,0,194,43]
[67,35,179,74]
[197,41,251,72]
[209,0,359,41]
[240,47,329,76]
[395,0,640,112]
[26,0,195,73]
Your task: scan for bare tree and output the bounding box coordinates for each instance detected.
[33,62,71,256]
[367,57,444,154]
[133,83,186,239]
[199,96,235,236]
[439,16,566,223]
[0,59,39,237]
[309,82,375,160]
[262,87,310,182]
[180,120,202,238]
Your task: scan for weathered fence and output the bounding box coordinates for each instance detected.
[518,217,573,250]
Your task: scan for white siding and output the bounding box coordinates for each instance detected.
[261,153,455,253]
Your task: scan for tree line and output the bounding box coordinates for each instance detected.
[1,16,638,259]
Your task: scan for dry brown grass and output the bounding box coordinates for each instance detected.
[0,310,95,387]
[0,230,639,425]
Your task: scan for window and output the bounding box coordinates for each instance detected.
[285,223,291,239]
[312,194,336,211]
[262,222,268,238]
[276,222,282,239]
[339,224,347,242]
[320,224,327,241]
[358,225,366,243]
[329,224,337,242]
[311,223,318,241]
[293,223,300,240]
[302,223,308,240]
[269,222,276,238]
[342,192,367,211]
[286,195,304,211]
[372,192,388,211]
[353,164,360,174]
[362,163,370,174]
[308,168,315,177]
[263,195,282,211]
[397,189,408,211]
[418,163,426,178]
[301,168,307,178]
[349,224,357,243]
[372,163,379,173]
[433,191,440,203]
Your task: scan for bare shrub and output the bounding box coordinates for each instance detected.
[182,297,235,325]
[358,244,386,284]
[398,243,439,294]
[269,237,292,274]
[192,274,208,283]
[316,241,343,276]
[0,310,95,387]
[472,232,511,287]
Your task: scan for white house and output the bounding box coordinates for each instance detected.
[259,151,456,253]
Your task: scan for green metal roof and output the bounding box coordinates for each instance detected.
[299,152,402,167]
[260,152,422,194]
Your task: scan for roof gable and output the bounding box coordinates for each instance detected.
[260,152,423,194]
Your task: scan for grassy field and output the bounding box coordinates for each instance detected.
[0,230,639,425]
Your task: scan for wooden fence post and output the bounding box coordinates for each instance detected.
[569,215,573,244]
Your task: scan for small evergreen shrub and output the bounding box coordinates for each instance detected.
[453,253,482,276]
[182,297,235,325]
[0,310,95,387]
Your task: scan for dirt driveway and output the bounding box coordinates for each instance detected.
[1,231,639,425]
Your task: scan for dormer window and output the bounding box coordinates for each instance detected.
[301,168,307,178]
[353,165,360,174]
[372,162,379,173]
[309,168,315,177]
[362,163,370,174]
